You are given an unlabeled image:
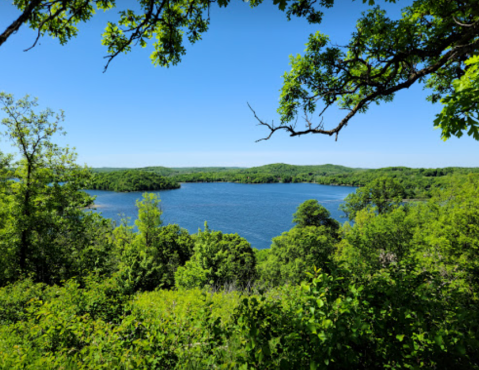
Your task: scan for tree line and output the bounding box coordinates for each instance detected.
[88,170,180,192]
[95,163,479,199]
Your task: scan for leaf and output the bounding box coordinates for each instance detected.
[273,0,288,11]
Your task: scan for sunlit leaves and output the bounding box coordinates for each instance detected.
[434,55,479,141]
[274,0,479,140]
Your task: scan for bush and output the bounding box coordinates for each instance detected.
[175,223,257,289]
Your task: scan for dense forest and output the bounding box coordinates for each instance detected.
[88,170,180,192]
[92,164,479,199]
[1,93,479,368]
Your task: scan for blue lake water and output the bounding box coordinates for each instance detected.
[85,182,356,250]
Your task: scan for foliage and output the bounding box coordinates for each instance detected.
[175,223,257,289]
[234,266,479,369]
[259,0,479,141]
[340,176,406,220]
[0,278,240,369]
[343,206,419,271]
[88,170,180,192]
[101,163,479,202]
[417,174,479,292]
[293,199,340,232]
[1,172,479,367]
[258,226,336,285]
[433,54,479,140]
[5,1,478,140]
[0,93,108,285]
[4,0,323,71]
[114,193,194,293]
[2,94,479,366]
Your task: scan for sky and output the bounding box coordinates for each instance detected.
[0,0,478,169]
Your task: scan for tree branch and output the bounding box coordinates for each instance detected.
[257,23,479,142]
[0,0,43,47]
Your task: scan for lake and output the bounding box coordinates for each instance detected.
[85,182,357,250]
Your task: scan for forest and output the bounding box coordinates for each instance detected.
[2,0,479,368]
[1,93,479,368]
[91,164,479,199]
[88,170,180,192]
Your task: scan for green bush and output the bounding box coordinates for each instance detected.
[175,223,257,289]
[258,226,336,285]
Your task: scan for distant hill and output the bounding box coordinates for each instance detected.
[92,166,245,175]
[238,163,363,176]
[89,163,479,199]
[92,167,132,173]
[91,164,358,175]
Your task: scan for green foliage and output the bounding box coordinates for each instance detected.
[0,278,240,369]
[0,93,108,285]
[135,192,163,245]
[175,223,257,289]
[96,163,479,203]
[293,199,340,232]
[272,0,479,141]
[343,206,419,272]
[114,193,194,293]
[433,56,479,140]
[340,176,406,220]
[259,226,336,286]
[2,94,479,367]
[88,170,180,192]
[417,174,479,291]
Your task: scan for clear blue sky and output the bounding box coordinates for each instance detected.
[1,0,477,168]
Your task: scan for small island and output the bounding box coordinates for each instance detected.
[87,170,180,192]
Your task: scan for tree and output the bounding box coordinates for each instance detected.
[0,92,101,284]
[418,174,479,288]
[114,193,194,292]
[340,177,405,220]
[251,0,479,142]
[4,1,477,139]
[1,0,323,71]
[292,199,339,233]
[258,226,336,285]
[135,192,163,248]
[175,223,256,289]
[342,206,418,272]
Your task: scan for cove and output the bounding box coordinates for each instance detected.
[85,182,357,250]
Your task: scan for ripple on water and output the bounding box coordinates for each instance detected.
[84,182,356,250]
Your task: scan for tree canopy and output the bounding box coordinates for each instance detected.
[0,93,110,284]
[3,0,478,141]
[292,199,340,232]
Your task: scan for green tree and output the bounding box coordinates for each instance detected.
[0,92,100,284]
[2,0,322,71]
[417,174,479,289]
[114,193,194,292]
[340,177,405,220]
[5,2,477,140]
[175,223,256,289]
[292,199,339,233]
[252,0,479,142]
[259,226,336,285]
[135,192,162,247]
[342,206,419,272]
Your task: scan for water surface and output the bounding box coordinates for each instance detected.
[85,182,356,250]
